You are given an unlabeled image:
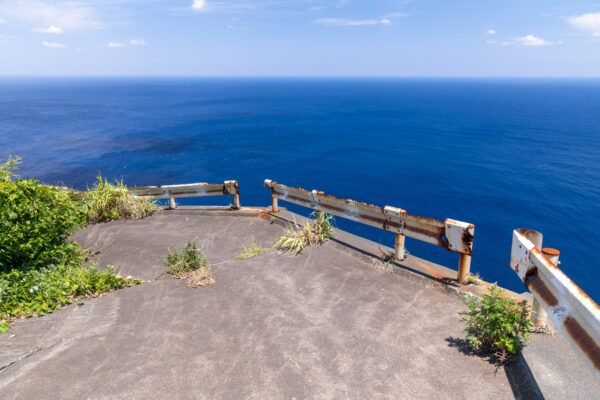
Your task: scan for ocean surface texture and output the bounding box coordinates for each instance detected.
[1,78,599,300]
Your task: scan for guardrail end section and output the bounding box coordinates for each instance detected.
[444,219,474,255]
[224,180,239,195]
[510,229,541,282]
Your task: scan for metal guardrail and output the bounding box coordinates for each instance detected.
[264,179,475,283]
[129,180,240,209]
[511,228,600,381]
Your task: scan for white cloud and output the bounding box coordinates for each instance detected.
[130,38,146,45]
[192,0,206,11]
[383,12,408,18]
[309,6,323,12]
[314,18,394,26]
[227,23,234,29]
[0,17,6,24]
[516,34,553,46]
[108,42,123,48]
[42,40,65,48]
[487,29,496,34]
[32,25,63,34]
[485,40,497,44]
[568,12,600,35]
[0,1,102,31]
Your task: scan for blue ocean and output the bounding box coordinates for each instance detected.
[1,78,599,300]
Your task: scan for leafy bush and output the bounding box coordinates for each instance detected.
[273,212,334,254]
[164,239,213,287]
[0,156,143,333]
[81,175,155,224]
[0,155,21,182]
[0,261,143,332]
[460,284,533,358]
[0,158,86,273]
[236,237,266,259]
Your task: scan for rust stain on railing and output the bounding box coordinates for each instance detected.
[264,179,474,256]
[511,228,600,382]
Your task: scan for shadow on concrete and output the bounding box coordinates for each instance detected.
[446,337,545,400]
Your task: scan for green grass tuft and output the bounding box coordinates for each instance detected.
[81,175,156,224]
[164,239,214,287]
[273,212,334,254]
[236,237,266,259]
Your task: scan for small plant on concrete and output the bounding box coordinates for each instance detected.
[82,175,156,224]
[467,272,481,285]
[273,212,333,254]
[164,239,214,287]
[460,284,533,359]
[236,237,266,259]
[269,216,276,224]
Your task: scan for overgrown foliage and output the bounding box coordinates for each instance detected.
[0,157,86,273]
[236,237,266,259]
[0,155,21,182]
[0,260,142,331]
[0,156,143,333]
[460,284,533,360]
[273,212,334,254]
[81,175,156,224]
[164,239,214,287]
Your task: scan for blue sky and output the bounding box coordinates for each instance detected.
[1,0,600,76]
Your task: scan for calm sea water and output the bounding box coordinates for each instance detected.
[1,77,599,300]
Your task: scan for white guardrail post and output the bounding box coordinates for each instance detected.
[264,179,475,281]
[510,228,600,382]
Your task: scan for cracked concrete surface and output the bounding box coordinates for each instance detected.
[0,211,536,399]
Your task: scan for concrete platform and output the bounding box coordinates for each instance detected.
[0,208,598,399]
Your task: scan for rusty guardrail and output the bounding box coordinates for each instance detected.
[264,180,475,282]
[510,228,600,381]
[129,181,240,209]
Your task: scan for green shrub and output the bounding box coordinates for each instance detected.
[0,158,86,273]
[164,239,214,288]
[0,155,21,182]
[460,284,533,358]
[0,261,143,331]
[82,175,155,224]
[273,212,334,254]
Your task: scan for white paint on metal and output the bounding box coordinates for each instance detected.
[265,180,474,255]
[510,229,600,382]
[129,181,239,201]
[445,219,474,255]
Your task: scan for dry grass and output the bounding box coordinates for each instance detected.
[236,237,266,259]
[273,212,334,254]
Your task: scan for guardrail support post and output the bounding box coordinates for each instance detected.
[233,194,240,209]
[395,233,405,260]
[272,196,279,213]
[519,230,547,327]
[531,248,560,327]
[169,196,176,209]
[457,254,471,283]
[317,210,323,221]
